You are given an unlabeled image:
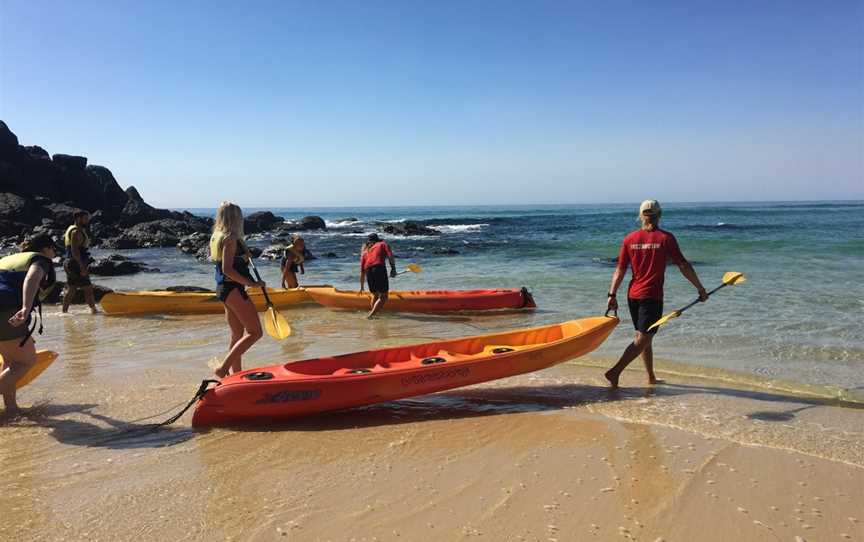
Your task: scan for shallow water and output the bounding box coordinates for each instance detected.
[89,201,864,392]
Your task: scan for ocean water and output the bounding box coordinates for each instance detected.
[84,201,864,396]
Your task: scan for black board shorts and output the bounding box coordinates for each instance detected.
[628,298,663,335]
[365,265,389,294]
[217,281,249,303]
[0,293,27,341]
[63,259,92,288]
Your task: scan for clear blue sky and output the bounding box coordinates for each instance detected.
[1,0,861,207]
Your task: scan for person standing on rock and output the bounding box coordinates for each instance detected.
[62,210,98,314]
[0,234,58,416]
[359,233,397,319]
[604,200,708,388]
[210,202,264,378]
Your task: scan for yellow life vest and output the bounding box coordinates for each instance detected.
[0,252,57,299]
[285,243,305,265]
[209,231,249,262]
[64,225,91,249]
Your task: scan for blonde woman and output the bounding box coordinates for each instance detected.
[209,202,264,378]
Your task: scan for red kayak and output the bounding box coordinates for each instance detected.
[306,286,537,312]
[192,315,618,427]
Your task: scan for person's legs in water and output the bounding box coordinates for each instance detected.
[641,341,659,384]
[82,285,98,313]
[0,337,37,416]
[61,284,77,313]
[604,331,654,388]
[367,292,388,319]
[215,289,263,378]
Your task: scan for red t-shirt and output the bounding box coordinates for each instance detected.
[360,241,393,271]
[617,229,686,300]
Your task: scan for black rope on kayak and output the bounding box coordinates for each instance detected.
[150,379,220,428]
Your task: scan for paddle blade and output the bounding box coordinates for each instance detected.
[722,272,747,286]
[647,310,681,332]
[263,306,292,339]
[406,263,423,273]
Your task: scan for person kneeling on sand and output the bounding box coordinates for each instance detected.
[62,210,98,314]
[604,200,708,388]
[359,233,396,319]
[280,234,306,289]
[0,235,59,415]
[209,202,265,379]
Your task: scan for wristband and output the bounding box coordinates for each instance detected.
[607,293,616,298]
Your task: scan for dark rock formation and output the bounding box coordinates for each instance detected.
[300,215,326,230]
[42,282,113,304]
[379,221,440,236]
[275,215,327,234]
[51,154,87,170]
[244,211,284,234]
[89,254,159,276]
[177,232,210,261]
[102,218,211,249]
[0,120,212,246]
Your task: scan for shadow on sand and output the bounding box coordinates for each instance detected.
[205,379,864,433]
[1,401,195,450]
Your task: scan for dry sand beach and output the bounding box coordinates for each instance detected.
[2,307,861,542]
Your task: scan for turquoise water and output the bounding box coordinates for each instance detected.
[89,201,864,393]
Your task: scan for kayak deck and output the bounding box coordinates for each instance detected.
[192,315,617,427]
[306,286,537,312]
[100,286,326,315]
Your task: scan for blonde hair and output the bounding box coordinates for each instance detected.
[213,201,245,239]
[639,212,660,231]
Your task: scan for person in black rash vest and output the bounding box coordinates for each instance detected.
[0,235,58,416]
[209,201,265,379]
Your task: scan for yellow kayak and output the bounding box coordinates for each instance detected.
[100,287,325,316]
[0,350,58,389]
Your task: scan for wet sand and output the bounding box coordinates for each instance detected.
[1,307,862,541]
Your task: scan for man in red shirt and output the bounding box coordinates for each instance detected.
[359,233,397,319]
[605,200,708,388]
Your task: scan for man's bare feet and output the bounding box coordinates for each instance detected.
[604,369,619,388]
[648,376,664,385]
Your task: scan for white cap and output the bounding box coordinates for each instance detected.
[639,199,662,216]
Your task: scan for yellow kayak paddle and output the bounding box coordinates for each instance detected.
[396,263,423,275]
[647,271,746,331]
[248,259,292,340]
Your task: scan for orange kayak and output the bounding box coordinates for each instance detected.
[192,315,618,427]
[100,287,325,315]
[306,286,537,312]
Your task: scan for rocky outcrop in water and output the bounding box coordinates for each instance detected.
[89,254,159,276]
[41,282,113,304]
[378,221,440,236]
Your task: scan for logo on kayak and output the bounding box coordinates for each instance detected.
[401,368,470,386]
[256,389,321,403]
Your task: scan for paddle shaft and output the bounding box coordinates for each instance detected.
[247,260,273,307]
[675,282,728,315]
